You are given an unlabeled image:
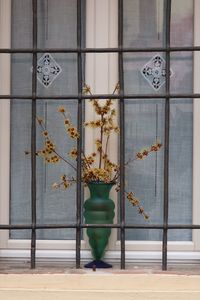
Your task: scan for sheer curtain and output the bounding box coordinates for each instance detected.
[123,0,193,241]
[10,0,84,240]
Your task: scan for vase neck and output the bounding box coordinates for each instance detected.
[87,182,114,198]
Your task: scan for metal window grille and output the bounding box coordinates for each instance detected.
[0,0,200,270]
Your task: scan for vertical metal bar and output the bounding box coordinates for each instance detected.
[76,0,82,269]
[31,0,38,269]
[118,0,125,269]
[162,0,171,271]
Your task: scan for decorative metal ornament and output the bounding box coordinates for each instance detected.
[36,53,62,88]
[141,54,173,91]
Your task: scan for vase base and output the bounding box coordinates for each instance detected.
[84,260,112,269]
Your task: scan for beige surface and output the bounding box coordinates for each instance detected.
[1,274,200,300]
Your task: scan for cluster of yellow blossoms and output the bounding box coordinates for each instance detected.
[35,83,162,220]
[36,127,60,163]
[82,168,112,183]
[82,84,120,183]
[136,141,162,160]
[52,174,72,190]
[84,154,96,166]
[126,192,149,220]
[68,147,78,158]
[58,106,79,139]
[84,102,119,135]
[91,99,112,115]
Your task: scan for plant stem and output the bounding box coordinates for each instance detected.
[104,134,110,169]
[81,151,91,170]
[53,149,77,171]
[124,157,137,166]
[112,170,120,182]
[99,114,104,169]
[112,81,120,95]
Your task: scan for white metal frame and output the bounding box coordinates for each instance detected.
[0,0,200,261]
[192,0,200,251]
[0,0,11,249]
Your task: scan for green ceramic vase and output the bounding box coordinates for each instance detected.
[84,182,115,267]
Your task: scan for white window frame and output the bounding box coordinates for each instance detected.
[1,0,200,262]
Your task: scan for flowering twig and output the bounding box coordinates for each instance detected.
[125,191,149,220]
[36,117,77,171]
[34,82,163,220]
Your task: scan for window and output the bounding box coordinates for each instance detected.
[0,0,200,270]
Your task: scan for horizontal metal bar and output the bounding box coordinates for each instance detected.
[1,224,200,229]
[1,94,200,100]
[0,46,200,54]
[0,95,79,100]
[0,224,77,229]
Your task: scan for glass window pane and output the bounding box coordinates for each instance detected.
[37,0,78,48]
[123,0,165,48]
[124,99,164,241]
[10,100,32,239]
[124,52,166,95]
[36,52,78,97]
[11,0,32,48]
[10,100,78,240]
[168,99,193,242]
[124,99,193,242]
[171,0,194,47]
